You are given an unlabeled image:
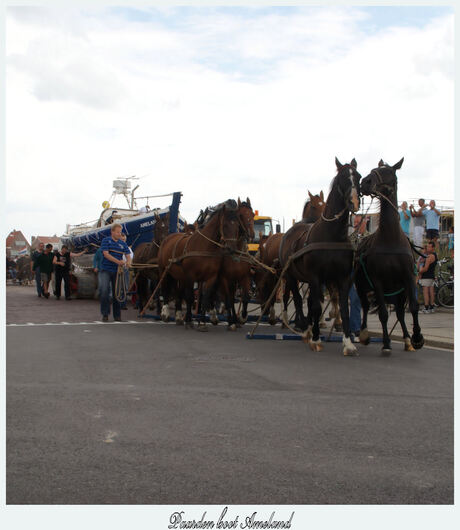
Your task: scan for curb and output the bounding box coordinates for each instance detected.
[367,330,453,351]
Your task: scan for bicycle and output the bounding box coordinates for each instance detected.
[434,258,454,309]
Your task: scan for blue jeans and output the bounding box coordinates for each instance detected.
[120,269,130,308]
[99,270,120,318]
[35,267,43,295]
[349,283,362,334]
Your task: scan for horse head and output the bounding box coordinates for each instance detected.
[237,197,255,241]
[333,157,361,213]
[218,202,240,252]
[303,190,326,221]
[154,212,170,244]
[360,158,403,198]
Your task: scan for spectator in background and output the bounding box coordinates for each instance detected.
[410,198,426,249]
[30,242,45,297]
[53,245,87,300]
[139,205,150,214]
[399,201,411,238]
[417,241,438,314]
[422,200,441,250]
[33,244,54,298]
[448,226,454,259]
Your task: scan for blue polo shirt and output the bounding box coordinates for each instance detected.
[422,208,440,230]
[399,209,410,235]
[100,236,130,273]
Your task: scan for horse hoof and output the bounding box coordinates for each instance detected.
[411,334,424,350]
[343,348,359,356]
[359,329,370,345]
[196,324,209,332]
[227,324,237,331]
[343,336,358,356]
[404,338,415,351]
[161,305,170,322]
[301,327,312,343]
[381,348,392,357]
[309,340,323,352]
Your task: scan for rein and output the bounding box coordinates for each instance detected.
[320,205,349,222]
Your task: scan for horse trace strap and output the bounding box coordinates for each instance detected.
[358,254,405,297]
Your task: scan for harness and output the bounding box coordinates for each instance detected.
[357,247,416,297]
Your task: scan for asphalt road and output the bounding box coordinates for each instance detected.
[6,320,453,505]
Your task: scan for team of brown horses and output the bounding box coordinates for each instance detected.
[132,157,423,356]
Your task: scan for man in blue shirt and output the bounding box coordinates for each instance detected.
[99,224,131,322]
[399,201,411,237]
[422,200,441,249]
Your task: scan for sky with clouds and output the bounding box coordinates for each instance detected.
[6,5,454,242]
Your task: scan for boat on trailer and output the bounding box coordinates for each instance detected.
[62,177,185,252]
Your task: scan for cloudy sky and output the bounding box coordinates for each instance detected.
[6,5,454,242]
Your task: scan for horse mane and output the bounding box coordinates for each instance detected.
[195,199,238,227]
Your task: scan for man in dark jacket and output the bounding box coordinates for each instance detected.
[33,244,54,298]
[30,242,45,296]
[53,245,87,300]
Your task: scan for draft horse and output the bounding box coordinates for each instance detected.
[218,198,255,329]
[132,212,170,314]
[157,201,240,330]
[354,158,424,355]
[279,158,361,355]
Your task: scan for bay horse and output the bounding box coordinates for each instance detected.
[302,190,325,222]
[354,158,424,355]
[157,200,240,330]
[279,158,361,355]
[217,198,255,330]
[132,212,170,314]
[255,191,327,327]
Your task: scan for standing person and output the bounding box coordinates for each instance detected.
[53,245,87,300]
[399,201,411,238]
[422,200,441,250]
[417,241,438,314]
[410,198,426,249]
[30,242,45,297]
[447,226,454,259]
[99,224,131,322]
[119,233,134,310]
[32,244,54,298]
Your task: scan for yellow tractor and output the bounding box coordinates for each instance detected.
[248,211,281,255]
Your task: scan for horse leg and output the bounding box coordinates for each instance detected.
[197,275,218,331]
[174,285,184,325]
[304,281,323,351]
[338,280,358,356]
[239,276,251,324]
[224,279,237,331]
[406,278,424,349]
[394,293,413,351]
[355,278,371,345]
[184,284,194,329]
[373,283,391,355]
[330,288,343,331]
[287,276,307,331]
[281,279,290,328]
[160,274,174,322]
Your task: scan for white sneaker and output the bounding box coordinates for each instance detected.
[430,307,435,313]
